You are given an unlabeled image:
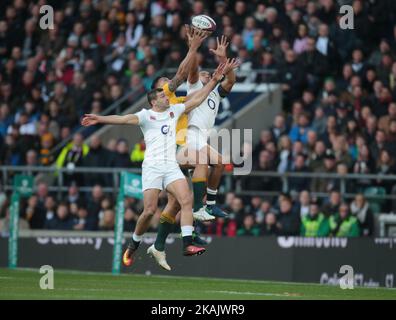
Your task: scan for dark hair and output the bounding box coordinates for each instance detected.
[147,88,163,106]
[151,76,163,89]
[58,201,69,208]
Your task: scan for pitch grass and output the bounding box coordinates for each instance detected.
[0,268,395,300]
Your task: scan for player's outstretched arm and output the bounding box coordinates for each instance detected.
[185,25,202,85]
[185,38,236,102]
[81,113,139,126]
[168,27,208,92]
[209,35,238,93]
[184,61,228,113]
[220,58,240,93]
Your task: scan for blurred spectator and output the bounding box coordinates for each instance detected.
[276,196,300,236]
[85,184,104,230]
[237,215,261,236]
[300,201,330,237]
[293,23,309,55]
[322,190,342,218]
[280,50,306,111]
[297,190,311,218]
[311,149,337,193]
[270,114,288,141]
[221,192,235,213]
[66,182,81,206]
[262,212,279,236]
[82,135,111,186]
[246,196,262,215]
[288,153,310,193]
[299,36,328,91]
[109,138,133,168]
[44,202,74,230]
[254,200,272,225]
[99,209,115,231]
[24,194,38,228]
[329,202,360,237]
[289,112,311,144]
[376,148,396,212]
[253,129,273,159]
[56,133,89,186]
[0,207,29,236]
[229,196,246,228]
[243,150,280,191]
[130,138,145,167]
[350,194,374,237]
[42,196,57,227]
[277,135,293,173]
[25,181,48,229]
[73,206,88,231]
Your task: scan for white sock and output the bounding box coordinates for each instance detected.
[181,225,194,237]
[132,233,143,242]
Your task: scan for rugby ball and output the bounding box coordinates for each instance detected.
[191,15,216,32]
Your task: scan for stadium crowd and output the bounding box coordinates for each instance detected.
[1,0,396,237]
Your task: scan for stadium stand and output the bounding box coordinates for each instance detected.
[1,0,396,237]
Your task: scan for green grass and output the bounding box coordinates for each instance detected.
[0,268,395,300]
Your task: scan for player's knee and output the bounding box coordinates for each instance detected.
[178,193,193,208]
[168,195,178,206]
[143,205,157,217]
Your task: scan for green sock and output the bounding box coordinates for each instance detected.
[154,215,174,251]
[192,180,206,211]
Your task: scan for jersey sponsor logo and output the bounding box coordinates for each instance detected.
[208,98,216,110]
[161,125,170,135]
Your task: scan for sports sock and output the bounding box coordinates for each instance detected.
[131,232,142,249]
[181,225,194,248]
[206,188,217,206]
[154,212,175,252]
[192,178,206,211]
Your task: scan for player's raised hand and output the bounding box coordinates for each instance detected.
[190,27,209,50]
[223,58,240,74]
[209,35,229,61]
[212,62,227,81]
[81,114,100,126]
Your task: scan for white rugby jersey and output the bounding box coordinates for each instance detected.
[187,80,222,130]
[134,104,185,166]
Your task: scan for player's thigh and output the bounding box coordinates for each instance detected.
[143,189,161,214]
[165,175,192,208]
[207,145,223,165]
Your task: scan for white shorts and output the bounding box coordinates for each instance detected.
[186,126,208,151]
[141,163,185,192]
